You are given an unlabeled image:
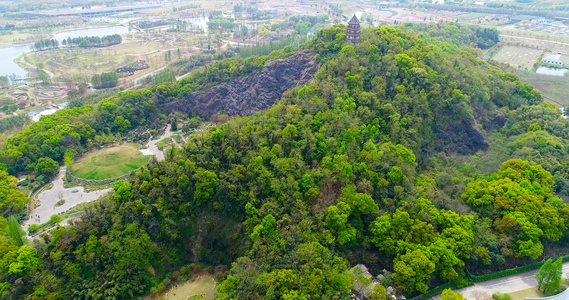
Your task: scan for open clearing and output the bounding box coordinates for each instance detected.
[516,70,569,107]
[72,143,149,180]
[164,276,216,300]
[491,46,542,70]
[508,287,544,300]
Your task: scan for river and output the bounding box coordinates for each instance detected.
[0,25,129,80]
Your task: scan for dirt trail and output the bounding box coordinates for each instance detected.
[19,55,55,79]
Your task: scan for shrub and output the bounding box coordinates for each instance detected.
[492,292,512,300]
[28,224,39,233]
[49,215,61,224]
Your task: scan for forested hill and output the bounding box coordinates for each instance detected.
[1,23,569,299]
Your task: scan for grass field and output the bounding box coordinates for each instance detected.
[508,287,544,300]
[72,143,150,180]
[492,46,543,70]
[164,276,217,300]
[516,70,569,107]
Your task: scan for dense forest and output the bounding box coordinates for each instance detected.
[1,22,569,299]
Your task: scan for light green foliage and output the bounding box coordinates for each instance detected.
[113,116,131,132]
[8,245,39,276]
[441,289,466,300]
[0,170,28,215]
[493,292,512,300]
[527,122,541,132]
[369,284,387,300]
[393,249,435,293]
[535,258,562,295]
[192,168,218,205]
[113,179,134,202]
[462,159,567,259]
[34,157,59,179]
[49,215,61,224]
[326,202,357,245]
[251,214,276,242]
[1,22,565,300]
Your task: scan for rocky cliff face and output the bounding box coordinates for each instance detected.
[436,119,489,155]
[167,51,319,117]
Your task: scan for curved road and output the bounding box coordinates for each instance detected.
[441,262,569,299]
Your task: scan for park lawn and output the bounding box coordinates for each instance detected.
[509,287,544,300]
[72,143,150,180]
[516,70,569,107]
[164,276,217,300]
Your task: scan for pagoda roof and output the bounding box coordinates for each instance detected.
[349,14,360,25]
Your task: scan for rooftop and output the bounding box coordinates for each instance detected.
[349,14,360,25]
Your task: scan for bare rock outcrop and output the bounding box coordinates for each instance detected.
[436,119,489,155]
[167,51,319,117]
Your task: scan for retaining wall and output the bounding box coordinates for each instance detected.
[66,170,128,186]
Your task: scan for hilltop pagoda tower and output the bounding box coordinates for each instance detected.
[346,14,361,42]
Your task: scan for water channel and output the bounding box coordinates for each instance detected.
[0,25,129,80]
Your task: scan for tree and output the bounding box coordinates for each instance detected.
[369,284,387,300]
[34,157,59,179]
[91,74,101,89]
[393,249,435,293]
[114,116,131,132]
[535,258,562,295]
[440,289,466,300]
[241,25,248,40]
[193,168,218,206]
[8,245,39,276]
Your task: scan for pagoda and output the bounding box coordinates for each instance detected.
[346,14,361,42]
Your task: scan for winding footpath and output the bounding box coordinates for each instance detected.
[146,124,176,162]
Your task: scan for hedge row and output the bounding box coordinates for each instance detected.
[468,255,569,283]
[411,255,569,299]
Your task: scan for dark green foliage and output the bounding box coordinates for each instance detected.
[1,23,568,299]
[0,115,30,133]
[64,34,122,48]
[92,71,119,89]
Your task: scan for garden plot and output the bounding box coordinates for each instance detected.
[492,46,543,70]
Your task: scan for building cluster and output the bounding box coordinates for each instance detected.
[542,54,567,66]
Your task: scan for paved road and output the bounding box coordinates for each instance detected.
[448,262,569,299]
[146,124,175,162]
[24,166,112,230]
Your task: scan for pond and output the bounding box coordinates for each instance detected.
[0,25,129,80]
[536,67,568,77]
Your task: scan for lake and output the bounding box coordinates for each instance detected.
[0,25,129,80]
